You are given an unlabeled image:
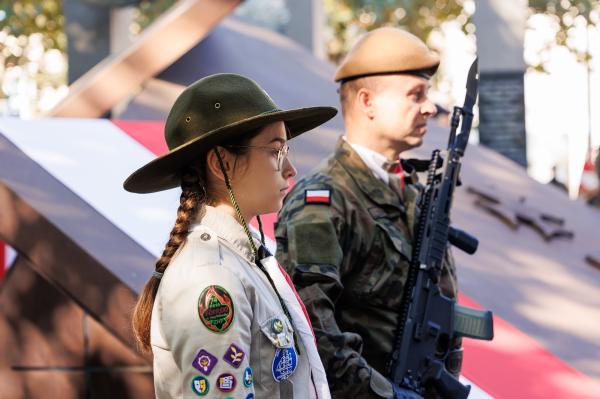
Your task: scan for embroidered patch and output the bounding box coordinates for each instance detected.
[192,349,218,375]
[245,394,255,399]
[243,366,254,387]
[223,343,245,368]
[272,347,298,382]
[216,372,236,392]
[191,376,210,396]
[198,285,235,333]
[305,189,331,205]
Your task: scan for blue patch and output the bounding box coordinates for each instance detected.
[245,394,254,399]
[243,366,253,387]
[271,347,298,382]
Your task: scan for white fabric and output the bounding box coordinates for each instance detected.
[344,136,391,184]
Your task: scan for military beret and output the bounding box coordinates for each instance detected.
[334,27,440,83]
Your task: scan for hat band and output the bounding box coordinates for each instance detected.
[338,68,436,84]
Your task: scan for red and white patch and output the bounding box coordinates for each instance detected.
[305,189,331,205]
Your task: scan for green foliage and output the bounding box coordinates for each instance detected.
[324,0,473,63]
[528,0,599,68]
[0,0,66,67]
[131,0,177,34]
[0,0,67,114]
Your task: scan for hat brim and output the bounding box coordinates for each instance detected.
[123,106,337,193]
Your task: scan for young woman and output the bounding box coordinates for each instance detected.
[124,73,336,399]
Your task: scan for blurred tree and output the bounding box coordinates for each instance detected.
[528,0,599,71]
[0,0,67,115]
[324,1,599,68]
[1,0,598,115]
[131,0,176,34]
[323,0,473,63]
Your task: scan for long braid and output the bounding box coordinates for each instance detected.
[214,149,300,354]
[132,167,204,352]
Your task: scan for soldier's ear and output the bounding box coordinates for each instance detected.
[357,88,375,119]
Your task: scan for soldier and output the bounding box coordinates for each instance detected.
[275,28,461,399]
[124,73,337,398]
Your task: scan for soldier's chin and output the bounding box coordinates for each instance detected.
[405,136,424,149]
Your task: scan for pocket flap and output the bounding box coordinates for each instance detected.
[260,314,295,349]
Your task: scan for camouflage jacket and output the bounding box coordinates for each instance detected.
[275,137,458,399]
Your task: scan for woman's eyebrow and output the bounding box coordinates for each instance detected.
[268,137,286,144]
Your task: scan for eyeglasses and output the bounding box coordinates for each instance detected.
[226,144,290,171]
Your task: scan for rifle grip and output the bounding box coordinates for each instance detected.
[430,361,471,399]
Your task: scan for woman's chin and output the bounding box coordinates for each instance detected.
[258,201,283,216]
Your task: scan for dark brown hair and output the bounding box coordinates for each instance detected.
[132,130,262,353]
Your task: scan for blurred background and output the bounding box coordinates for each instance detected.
[1,0,599,199]
[1,1,600,398]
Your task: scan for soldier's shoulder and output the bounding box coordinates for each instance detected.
[280,161,351,220]
[290,157,352,195]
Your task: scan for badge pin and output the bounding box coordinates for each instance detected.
[191,376,210,396]
[272,347,298,382]
[216,372,237,392]
[275,332,290,347]
[271,318,284,334]
[223,343,246,368]
[192,349,218,376]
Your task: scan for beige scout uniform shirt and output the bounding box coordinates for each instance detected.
[151,205,325,399]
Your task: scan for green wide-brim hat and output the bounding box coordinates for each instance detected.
[123,73,337,194]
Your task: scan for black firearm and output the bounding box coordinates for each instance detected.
[386,58,494,399]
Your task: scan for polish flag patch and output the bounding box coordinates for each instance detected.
[305,189,331,205]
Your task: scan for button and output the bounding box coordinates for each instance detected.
[200,233,211,241]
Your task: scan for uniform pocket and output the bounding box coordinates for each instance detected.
[353,215,414,308]
[254,313,298,392]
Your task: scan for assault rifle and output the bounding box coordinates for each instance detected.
[387,59,494,399]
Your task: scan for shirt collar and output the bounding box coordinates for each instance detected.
[343,136,393,184]
[191,205,258,263]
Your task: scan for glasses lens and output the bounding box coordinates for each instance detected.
[277,146,289,171]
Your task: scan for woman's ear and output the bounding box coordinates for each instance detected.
[206,147,232,182]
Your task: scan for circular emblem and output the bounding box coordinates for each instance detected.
[216,372,236,392]
[243,366,254,387]
[245,394,255,399]
[272,347,298,382]
[198,285,235,333]
[191,376,209,396]
[271,318,284,334]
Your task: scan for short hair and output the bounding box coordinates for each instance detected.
[338,76,384,116]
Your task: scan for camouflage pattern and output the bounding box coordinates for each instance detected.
[275,137,459,399]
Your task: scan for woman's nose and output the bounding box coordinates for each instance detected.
[282,157,297,179]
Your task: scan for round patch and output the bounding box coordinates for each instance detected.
[272,347,298,382]
[245,394,255,399]
[243,366,254,387]
[198,285,235,333]
[191,376,209,396]
[216,372,237,392]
